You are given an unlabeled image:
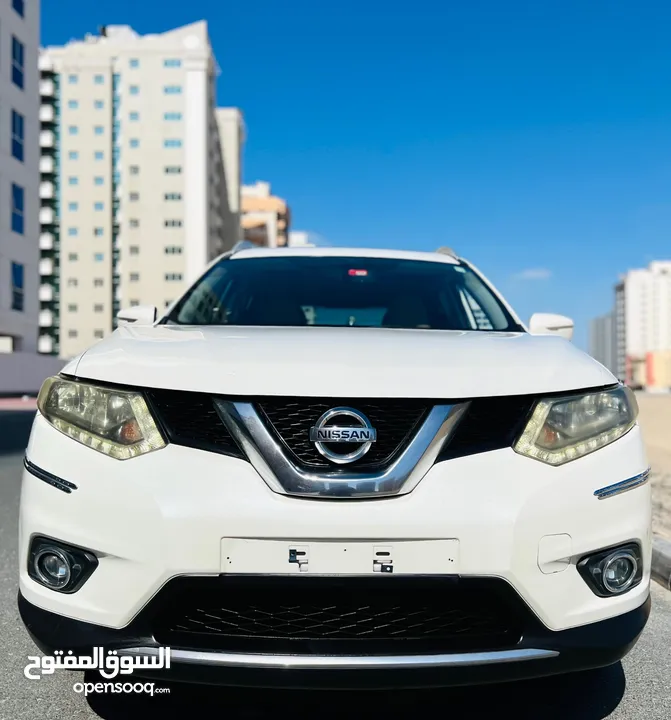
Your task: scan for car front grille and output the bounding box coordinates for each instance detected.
[143,389,536,466]
[257,398,429,469]
[150,576,525,655]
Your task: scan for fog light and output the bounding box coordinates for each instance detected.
[577,542,643,598]
[28,537,98,594]
[34,548,71,589]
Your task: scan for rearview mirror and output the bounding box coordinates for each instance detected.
[116,305,157,326]
[528,313,574,341]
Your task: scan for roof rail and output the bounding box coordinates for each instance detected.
[435,246,459,259]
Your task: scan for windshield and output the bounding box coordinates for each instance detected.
[164,256,522,331]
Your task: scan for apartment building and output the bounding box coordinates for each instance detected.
[38,21,241,358]
[0,0,40,352]
[612,261,671,385]
[215,107,245,246]
[241,181,290,247]
[588,312,616,375]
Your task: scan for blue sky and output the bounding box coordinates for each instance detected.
[42,0,671,349]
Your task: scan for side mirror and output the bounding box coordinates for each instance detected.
[116,305,157,326]
[528,312,574,341]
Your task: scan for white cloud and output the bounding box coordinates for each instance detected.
[512,268,552,281]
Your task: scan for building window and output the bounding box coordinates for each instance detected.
[68,253,78,261]
[94,253,104,262]
[94,330,105,339]
[129,85,139,95]
[68,126,78,135]
[129,246,140,255]
[129,111,140,121]
[129,192,139,201]
[164,112,182,121]
[68,100,78,109]
[94,74,104,84]
[165,273,183,281]
[67,227,78,237]
[94,100,104,109]
[94,228,104,236]
[68,177,78,186]
[163,85,182,95]
[164,166,182,174]
[129,165,140,175]
[164,139,182,148]
[94,278,104,287]
[68,150,79,160]
[94,177,104,186]
[68,74,78,84]
[94,126,104,135]
[129,58,139,68]
[164,219,183,228]
[68,202,78,211]
[130,219,139,228]
[11,36,25,89]
[68,304,77,312]
[130,273,140,282]
[164,193,182,201]
[94,151,104,161]
[11,110,24,162]
[94,202,104,211]
[68,330,78,338]
[130,300,140,307]
[130,138,139,148]
[11,262,24,311]
[165,246,183,254]
[164,59,182,68]
[94,304,104,313]
[67,278,78,287]
[11,184,24,234]
[12,0,24,18]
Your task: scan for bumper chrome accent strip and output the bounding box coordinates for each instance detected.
[23,457,77,494]
[594,469,650,500]
[119,646,559,670]
[213,400,470,499]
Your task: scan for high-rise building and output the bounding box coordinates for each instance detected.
[612,261,671,385]
[215,108,245,247]
[241,181,290,247]
[589,312,616,375]
[0,0,40,353]
[38,22,241,358]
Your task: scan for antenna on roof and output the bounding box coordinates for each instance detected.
[230,240,259,255]
[436,246,458,259]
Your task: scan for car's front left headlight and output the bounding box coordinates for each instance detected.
[513,385,638,466]
[37,376,166,460]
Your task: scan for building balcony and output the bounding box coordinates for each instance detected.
[39,207,55,225]
[40,105,55,122]
[39,258,54,276]
[40,130,55,148]
[39,232,55,250]
[40,156,55,174]
[40,79,55,96]
[40,182,55,199]
[39,310,54,328]
[39,284,54,302]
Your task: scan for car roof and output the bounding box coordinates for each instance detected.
[227,246,461,265]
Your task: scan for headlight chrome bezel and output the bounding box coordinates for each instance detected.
[513,384,638,467]
[37,375,166,460]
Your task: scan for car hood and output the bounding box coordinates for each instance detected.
[66,324,616,399]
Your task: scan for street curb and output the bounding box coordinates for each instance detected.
[652,535,671,590]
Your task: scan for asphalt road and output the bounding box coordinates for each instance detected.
[1,411,671,720]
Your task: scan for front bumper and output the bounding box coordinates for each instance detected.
[18,589,651,689]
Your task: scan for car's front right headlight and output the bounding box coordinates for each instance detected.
[513,385,638,466]
[37,376,166,460]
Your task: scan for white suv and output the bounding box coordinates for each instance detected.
[18,246,651,689]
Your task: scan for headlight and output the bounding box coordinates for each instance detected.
[37,377,166,460]
[513,385,638,466]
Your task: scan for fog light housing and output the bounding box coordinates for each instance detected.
[28,537,98,594]
[577,542,643,598]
